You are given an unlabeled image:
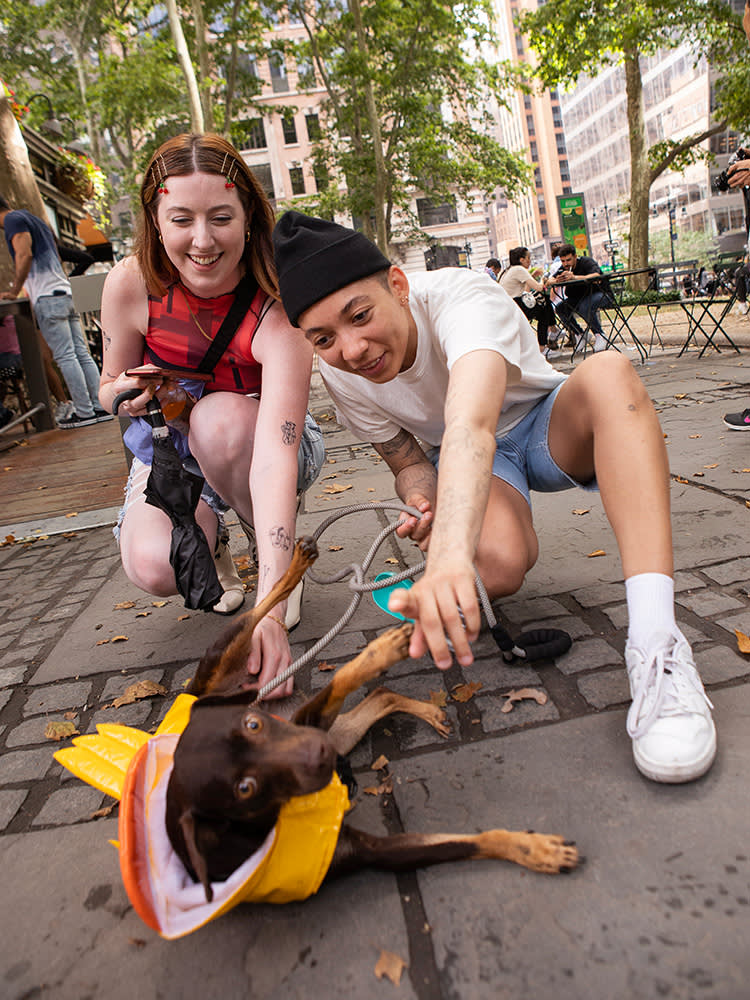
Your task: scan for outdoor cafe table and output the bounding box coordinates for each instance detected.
[552,266,655,362]
[0,297,54,433]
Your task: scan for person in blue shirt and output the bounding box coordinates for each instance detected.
[0,195,109,428]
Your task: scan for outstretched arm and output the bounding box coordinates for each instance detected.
[373,429,437,547]
[388,349,507,668]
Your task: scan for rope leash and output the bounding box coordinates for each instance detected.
[255,502,571,701]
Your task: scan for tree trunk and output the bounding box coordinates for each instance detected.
[190,0,214,132]
[0,98,48,286]
[623,45,650,290]
[165,0,204,133]
[223,0,243,137]
[348,0,388,253]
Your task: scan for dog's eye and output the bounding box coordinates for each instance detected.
[243,714,263,733]
[236,775,257,799]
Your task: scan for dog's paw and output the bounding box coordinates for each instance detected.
[480,830,582,874]
[422,703,451,737]
[297,536,319,565]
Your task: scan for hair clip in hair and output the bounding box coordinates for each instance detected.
[221,151,238,189]
[157,180,169,194]
[225,179,235,189]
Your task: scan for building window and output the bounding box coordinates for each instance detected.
[296,58,317,90]
[269,52,289,93]
[305,113,321,141]
[289,166,305,195]
[252,163,275,201]
[282,115,298,144]
[424,245,461,270]
[416,198,458,227]
[233,117,266,150]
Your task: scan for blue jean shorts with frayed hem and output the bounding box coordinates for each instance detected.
[426,382,598,509]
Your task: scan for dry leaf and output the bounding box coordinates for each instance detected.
[363,786,380,796]
[371,754,389,771]
[63,711,77,721]
[384,557,398,564]
[572,508,590,516]
[95,639,110,645]
[429,690,448,708]
[152,600,168,608]
[65,511,78,517]
[689,434,702,439]
[135,611,151,618]
[692,472,704,478]
[90,802,116,819]
[587,549,606,558]
[451,681,482,703]
[675,476,689,484]
[111,635,129,643]
[112,679,167,708]
[114,601,136,610]
[736,629,750,655]
[704,463,718,470]
[62,531,77,538]
[45,720,79,741]
[375,950,408,986]
[177,614,191,621]
[500,687,549,714]
[328,545,343,551]
[317,660,336,672]
[323,482,353,494]
[674,393,687,399]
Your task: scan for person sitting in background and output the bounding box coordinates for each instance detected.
[484,258,501,281]
[551,244,611,354]
[499,246,559,351]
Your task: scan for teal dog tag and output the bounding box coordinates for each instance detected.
[371,572,415,622]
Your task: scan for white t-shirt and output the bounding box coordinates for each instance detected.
[499,264,533,299]
[319,268,566,447]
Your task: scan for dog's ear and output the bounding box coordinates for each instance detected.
[178,809,219,903]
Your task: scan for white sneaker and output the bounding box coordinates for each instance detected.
[732,302,748,317]
[625,629,716,783]
[211,536,245,615]
[594,334,608,352]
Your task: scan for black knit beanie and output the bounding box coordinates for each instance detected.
[273,210,391,326]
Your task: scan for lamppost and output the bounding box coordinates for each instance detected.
[24,94,86,153]
[593,202,620,270]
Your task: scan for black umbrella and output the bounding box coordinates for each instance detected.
[114,392,223,611]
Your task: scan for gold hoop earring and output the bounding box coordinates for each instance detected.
[157,231,163,244]
[245,230,251,243]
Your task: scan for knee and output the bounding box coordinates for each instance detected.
[475,542,536,600]
[190,394,256,465]
[120,533,174,596]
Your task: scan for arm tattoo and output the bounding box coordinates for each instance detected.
[269,525,292,551]
[281,420,297,445]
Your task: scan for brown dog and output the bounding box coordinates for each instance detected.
[166,537,580,902]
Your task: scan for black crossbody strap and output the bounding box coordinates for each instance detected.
[196,275,260,374]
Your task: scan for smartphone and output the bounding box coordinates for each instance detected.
[124,365,213,382]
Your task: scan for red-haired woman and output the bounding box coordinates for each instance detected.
[99,134,323,698]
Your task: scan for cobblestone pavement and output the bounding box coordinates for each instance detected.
[1,348,749,999]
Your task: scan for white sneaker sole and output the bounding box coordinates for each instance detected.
[632,726,717,783]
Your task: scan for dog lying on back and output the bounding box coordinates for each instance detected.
[166,537,580,902]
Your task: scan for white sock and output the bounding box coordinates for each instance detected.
[625,573,676,649]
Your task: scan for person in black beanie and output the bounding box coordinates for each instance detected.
[273,210,716,785]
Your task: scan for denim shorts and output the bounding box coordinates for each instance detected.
[427,383,598,508]
[115,411,325,541]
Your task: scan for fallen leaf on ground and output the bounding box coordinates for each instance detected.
[363,776,393,796]
[112,679,167,708]
[64,711,77,720]
[693,472,704,478]
[90,802,116,819]
[587,549,606,558]
[317,660,336,672]
[111,635,129,643]
[371,754,389,771]
[736,629,750,655]
[384,557,398,564]
[135,611,151,618]
[95,639,109,645]
[451,681,482,702]
[375,950,408,986]
[501,687,548,714]
[65,511,78,517]
[328,545,343,551]
[674,393,687,399]
[704,463,718,470]
[674,476,689,484]
[45,720,79,741]
[689,434,702,439]
[323,482,353,494]
[177,614,191,621]
[62,531,77,538]
[114,601,136,610]
[429,690,448,708]
[572,508,590,516]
